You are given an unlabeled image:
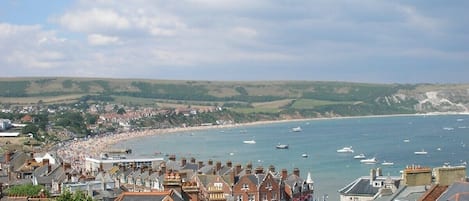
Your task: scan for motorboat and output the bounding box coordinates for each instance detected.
[414,149,428,155]
[403,139,410,143]
[292,126,303,132]
[353,153,366,159]
[381,161,394,166]
[301,153,308,158]
[276,144,289,149]
[360,157,377,164]
[337,146,354,153]
[243,140,256,144]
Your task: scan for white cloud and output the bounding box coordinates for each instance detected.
[58,8,130,32]
[87,34,119,46]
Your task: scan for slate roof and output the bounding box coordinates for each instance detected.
[33,164,66,184]
[338,177,379,196]
[438,182,469,201]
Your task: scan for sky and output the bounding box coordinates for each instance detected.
[0,0,468,84]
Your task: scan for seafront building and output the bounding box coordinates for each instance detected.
[338,165,469,201]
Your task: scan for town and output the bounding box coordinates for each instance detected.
[1,101,469,201]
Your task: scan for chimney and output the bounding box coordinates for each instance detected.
[235,164,242,175]
[30,152,34,158]
[148,167,153,176]
[198,161,204,169]
[181,158,187,167]
[169,155,176,161]
[216,161,222,171]
[246,162,252,170]
[370,168,376,185]
[255,166,264,174]
[161,163,166,174]
[190,157,196,163]
[99,163,104,172]
[5,151,11,163]
[226,160,232,168]
[376,167,382,176]
[269,165,275,173]
[281,169,288,180]
[208,159,213,166]
[43,158,50,166]
[293,168,300,177]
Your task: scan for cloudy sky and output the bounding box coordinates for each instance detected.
[1,0,468,83]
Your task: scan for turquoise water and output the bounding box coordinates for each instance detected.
[113,114,469,200]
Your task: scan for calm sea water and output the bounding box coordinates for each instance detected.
[113,114,469,200]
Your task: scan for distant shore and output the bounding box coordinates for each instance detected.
[56,112,469,170]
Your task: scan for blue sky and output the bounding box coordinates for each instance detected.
[1,0,468,83]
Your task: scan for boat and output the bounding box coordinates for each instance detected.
[337,146,354,153]
[403,139,410,143]
[381,161,394,166]
[292,126,303,132]
[414,149,428,155]
[301,153,308,158]
[353,153,366,159]
[243,140,256,144]
[276,144,289,149]
[360,157,377,164]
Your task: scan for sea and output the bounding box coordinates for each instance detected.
[112,114,469,200]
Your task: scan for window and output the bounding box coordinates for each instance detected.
[263,193,268,201]
[237,195,243,201]
[248,194,255,201]
[242,183,249,190]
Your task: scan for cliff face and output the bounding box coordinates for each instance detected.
[394,86,469,113]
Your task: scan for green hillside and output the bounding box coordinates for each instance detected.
[0,77,468,118]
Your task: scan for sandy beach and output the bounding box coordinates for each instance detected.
[56,112,466,170]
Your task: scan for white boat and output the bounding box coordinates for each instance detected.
[414,149,428,155]
[276,144,289,149]
[301,153,308,158]
[353,153,366,159]
[243,140,256,144]
[381,161,394,166]
[360,157,377,164]
[292,126,303,132]
[337,146,354,153]
[403,139,410,143]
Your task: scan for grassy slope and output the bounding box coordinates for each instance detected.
[0,77,468,116]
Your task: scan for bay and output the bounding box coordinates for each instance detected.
[113,114,469,200]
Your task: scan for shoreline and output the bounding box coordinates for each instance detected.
[56,112,469,170]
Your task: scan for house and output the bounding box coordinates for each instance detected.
[114,189,184,201]
[283,168,314,201]
[194,174,233,201]
[338,168,401,201]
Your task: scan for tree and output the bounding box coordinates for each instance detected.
[6,184,49,197]
[21,124,38,134]
[56,190,94,201]
[117,107,126,115]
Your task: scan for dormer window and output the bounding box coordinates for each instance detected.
[242,183,249,190]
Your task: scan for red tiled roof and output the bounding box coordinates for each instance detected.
[419,185,449,201]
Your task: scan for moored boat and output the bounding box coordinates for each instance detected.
[414,149,428,155]
[337,146,354,153]
[276,144,289,149]
[243,140,256,144]
[381,161,394,166]
[360,157,377,164]
[301,153,308,158]
[292,126,303,132]
[353,153,366,159]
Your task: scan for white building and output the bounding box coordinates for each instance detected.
[84,157,164,172]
